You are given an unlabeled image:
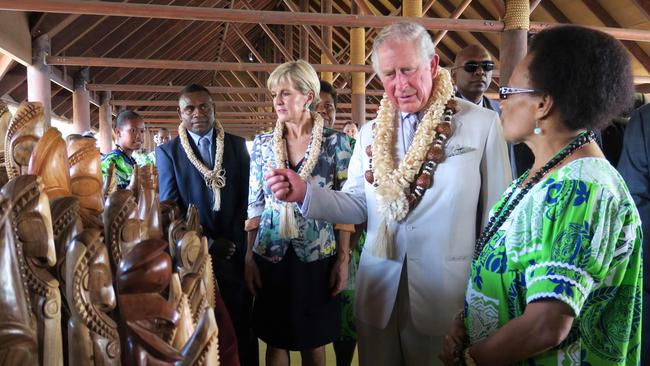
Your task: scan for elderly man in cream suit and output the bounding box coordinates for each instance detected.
[266,22,511,366]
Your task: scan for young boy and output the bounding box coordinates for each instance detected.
[101,110,145,189]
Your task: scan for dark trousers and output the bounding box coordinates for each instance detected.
[213,255,259,366]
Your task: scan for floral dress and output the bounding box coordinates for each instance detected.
[248,127,353,263]
[101,148,137,189]
[465,158,642,365]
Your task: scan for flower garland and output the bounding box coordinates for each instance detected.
[367,68,455,258]
[178,121,226,211]
[272,111,325,239]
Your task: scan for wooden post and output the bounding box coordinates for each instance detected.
[320,0,333,83]
[351,1,365,126]
[27,34,51,127]
[403,0,423,17]
[72,67,91,133]
[98,91,112,154]
[499,0,529,85]
[299,0,309,60]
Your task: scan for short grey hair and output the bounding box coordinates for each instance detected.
[267,59,321,109]
[371,22,436,73]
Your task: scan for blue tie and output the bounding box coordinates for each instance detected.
[404,113,419,149]
[198,136,213,168]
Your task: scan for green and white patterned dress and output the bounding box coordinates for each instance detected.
[465,158,642,365]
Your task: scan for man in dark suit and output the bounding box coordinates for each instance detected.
[157,84,257,366]
[617,103,650,366]
[452,44,534,178]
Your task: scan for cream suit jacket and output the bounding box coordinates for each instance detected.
[304,98,511,336]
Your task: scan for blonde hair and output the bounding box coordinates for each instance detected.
[267,60,321,109]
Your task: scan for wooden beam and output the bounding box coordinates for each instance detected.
[0,52,15,80]
[432,0,473,46]
[87,83,385,95]
[283,0,338,65]
[488,0,505,18]
[46,56,374,72]
[298,0,309,60]
[231,24,266,63]
[353,0,372,16]
[112,99,380,110]
[0,65,26,97]
[632,0,650,19]
[582,0,650,73]
[529,0,541,14]
[3,0,644,41]
[0,10,31,65]
[239,0,292,61]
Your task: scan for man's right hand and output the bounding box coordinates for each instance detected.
[244,253,262,296]
[265,168,307,203]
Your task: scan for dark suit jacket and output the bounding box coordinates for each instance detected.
[617,103,650,365]
[156,130,249,251]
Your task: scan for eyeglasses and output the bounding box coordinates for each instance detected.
[454,61,495,73]
[499,86,541,100]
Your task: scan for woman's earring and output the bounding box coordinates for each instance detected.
[305,103,310,112]
[533,120,542,135]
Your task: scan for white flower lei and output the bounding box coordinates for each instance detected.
[178,120,226,211]
[372,68,454,222]
[272,111,325,238]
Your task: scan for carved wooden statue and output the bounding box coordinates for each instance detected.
[167,273,195,350]
[0,193,38,365]
[104,189,140,269]
[0,102,12,187]
[67,134,104,214]
[66,228,120,366]
[159,200,180,243]
[1,175,62,366]
[4,102,45,178]
[27,128,71,199]
[50,196,83,365]
[177,306,219,366]
[137,164,161,240]
[116,238,182,365]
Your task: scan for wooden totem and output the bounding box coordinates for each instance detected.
[4,102,45,179]
[1,175,63,366]
[50,196,83,365]
[0,102,12,187]
[104,189,140,269]
[137,164,161,240]
[66,228,120,366]
[0,193,38,365]
[159,200,180,243]
[167,273,195,350]
[67,134,104,215]
[27,127,72,199]
[116,238,182,365]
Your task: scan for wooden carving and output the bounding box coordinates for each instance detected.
[159,200,180,242]
[1,175,63,366]
[104,190,140,269]
[50,196,83,365]
[177,307,220,366]
[137,164,161,240]
[5,102,45,179]
[116,239,182,365]
[66,228,120,366]
[27,127,72,200]
[102,162,118,200]
[67,134,103,215]
[0,193,38,365]
[167,273,194,350]
[0,102,12,187]
[170,226,217,324]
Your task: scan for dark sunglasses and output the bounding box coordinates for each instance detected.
[455,61,495,73]
[499,86,541,100]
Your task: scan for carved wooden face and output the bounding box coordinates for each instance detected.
[18,190,55,267]
[88,244,115,312]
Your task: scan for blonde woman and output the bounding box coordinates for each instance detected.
[245,60,353,366]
